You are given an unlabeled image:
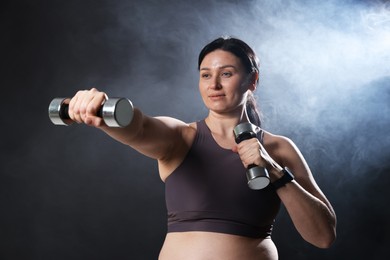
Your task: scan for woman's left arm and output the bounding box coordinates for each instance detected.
[235,133,337,248]
[266,135,337,248]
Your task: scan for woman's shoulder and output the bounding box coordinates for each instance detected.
[156,116,198,142]
[262,130,301,166]
[262,130,295,149]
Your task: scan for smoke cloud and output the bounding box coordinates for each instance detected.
[109,0,390,179]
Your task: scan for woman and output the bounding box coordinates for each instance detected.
[67,37,336,259]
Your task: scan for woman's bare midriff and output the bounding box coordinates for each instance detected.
[158,231,278,260]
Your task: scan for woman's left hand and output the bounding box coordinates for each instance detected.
[232,138,282,171]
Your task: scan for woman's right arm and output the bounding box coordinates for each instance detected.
[67,88,189,161]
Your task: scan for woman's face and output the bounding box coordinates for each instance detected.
[199,49,254,115]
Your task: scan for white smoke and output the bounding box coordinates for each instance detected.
[100,0,390,179]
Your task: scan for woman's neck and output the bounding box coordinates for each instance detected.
[205,108,250,137]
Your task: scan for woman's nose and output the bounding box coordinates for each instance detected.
[209,76,222,89]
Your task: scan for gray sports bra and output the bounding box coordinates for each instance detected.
[165,120,281,238]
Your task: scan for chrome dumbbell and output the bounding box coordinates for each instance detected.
[48,97,134,127]
[233,122,270,190]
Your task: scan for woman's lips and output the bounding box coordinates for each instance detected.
[209,94,225,100]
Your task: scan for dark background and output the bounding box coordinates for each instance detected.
[1,0,389,259]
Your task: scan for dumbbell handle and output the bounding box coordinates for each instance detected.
[48,97,134,127]
[233,122,270,190]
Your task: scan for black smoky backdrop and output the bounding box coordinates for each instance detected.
[1,0,389,259]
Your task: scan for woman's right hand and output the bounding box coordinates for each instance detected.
[68,88,108,127]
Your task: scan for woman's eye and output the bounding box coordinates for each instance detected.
[222,72,232,77]
[201,73,210,78]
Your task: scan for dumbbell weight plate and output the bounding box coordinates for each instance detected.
[102,98,133,127]
[48,98,73,126]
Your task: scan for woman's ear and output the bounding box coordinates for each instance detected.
[249,71,259,91]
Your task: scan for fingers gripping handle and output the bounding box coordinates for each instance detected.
[48,97,134,127]
[233,122,270,190]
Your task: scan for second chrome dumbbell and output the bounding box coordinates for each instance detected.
[233,122,270,190]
